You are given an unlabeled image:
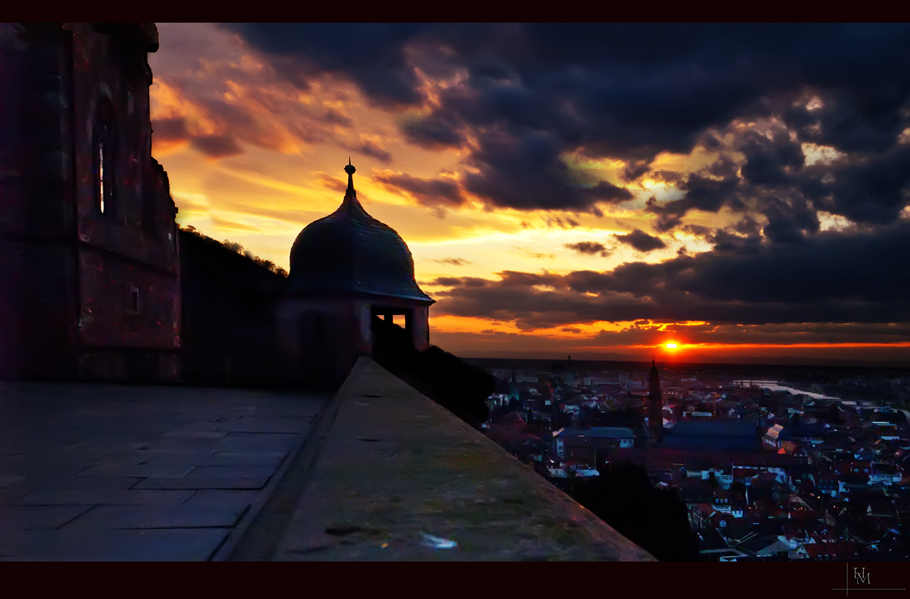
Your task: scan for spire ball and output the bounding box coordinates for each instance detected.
[344,159,356,195]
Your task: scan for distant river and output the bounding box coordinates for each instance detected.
[732,380,838,400]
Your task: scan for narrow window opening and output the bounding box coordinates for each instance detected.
[98,143,105,214]
[94,99,115,217]
[130,287,140,314]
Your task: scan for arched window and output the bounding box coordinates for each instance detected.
[93,97,116,216]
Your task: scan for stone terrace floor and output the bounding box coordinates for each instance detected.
[0,381,329,560]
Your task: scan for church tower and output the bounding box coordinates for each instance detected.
[647,358,663,444]
[509,368,520,408]
[565,355,575,388]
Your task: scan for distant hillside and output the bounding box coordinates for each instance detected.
[179,225,287,280]
[178,226,287,387]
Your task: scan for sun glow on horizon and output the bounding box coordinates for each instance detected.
[666,342,678,349]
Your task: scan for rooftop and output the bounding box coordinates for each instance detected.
[285,162,433,303]
[554,427,637,440]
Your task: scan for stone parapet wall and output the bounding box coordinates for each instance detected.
[232,356,655,561]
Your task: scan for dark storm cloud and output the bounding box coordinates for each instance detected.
[151,116,188,141]
[621,159,652,182]
[799,145,910,226]
[399,114,466,150]
[429,222,910,331]
[707,230,763,255]
[223,24,426,108]
[372,172,467,209]
[565,241,609,257]
[542,216,581,229]
[323,108,352,127]
[649,175,741,232]
[738,129,805,187]
[190,134,243,158]
[614,229,667,252]
[459,131,634,212]
[227,23,910,218]
[346,139,391,163]
[759,196,820,244]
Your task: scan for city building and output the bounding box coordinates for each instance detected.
[552,426,637,460]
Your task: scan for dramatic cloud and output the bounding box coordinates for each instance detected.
[223,24,426,109]
[190,134,244,159]
[429,221,910,333]
[226,24,910,216]
[614,229,667,252]
[149,25,399,166]
[149,24,910,360]
[373,171,467,210]
[565,241,609,257]
[648,174,742,232]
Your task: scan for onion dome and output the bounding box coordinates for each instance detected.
[285,160,433,303]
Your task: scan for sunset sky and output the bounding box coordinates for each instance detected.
[147,23,910,365]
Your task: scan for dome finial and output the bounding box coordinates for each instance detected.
[344,159,356,195]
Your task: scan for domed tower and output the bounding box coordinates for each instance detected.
[276,160,434,386]
[647,358,663,444]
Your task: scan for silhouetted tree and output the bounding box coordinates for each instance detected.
[371,324,492,428]
[730,480,747,500]
[570,460,700,561]
[178,226,286,389]
[828,402,843,424]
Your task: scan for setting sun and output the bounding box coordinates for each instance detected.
[666,343,678,349]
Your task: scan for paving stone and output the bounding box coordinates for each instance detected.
[0,476,24,489]
[78,464,195,478]
[0,506,92,530]
[134,475,272,490]
[229,407,259,415]
[187,466,277,479]
[63,502,250,529]
[65,442,152,453]
[140,452,287,468]
[160,431,228,439]
[13,489,195,505]
[0,382,329,559]
[4,463,92,480]
[183,489,260,508]
[129,449,218,460]
[253,401,325,418]
[43,476,144,491]
[215,417,309,434]
[0,480,41,504]
[139,438,224,452]
[216,433,299,453]
[0,528,230,561]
